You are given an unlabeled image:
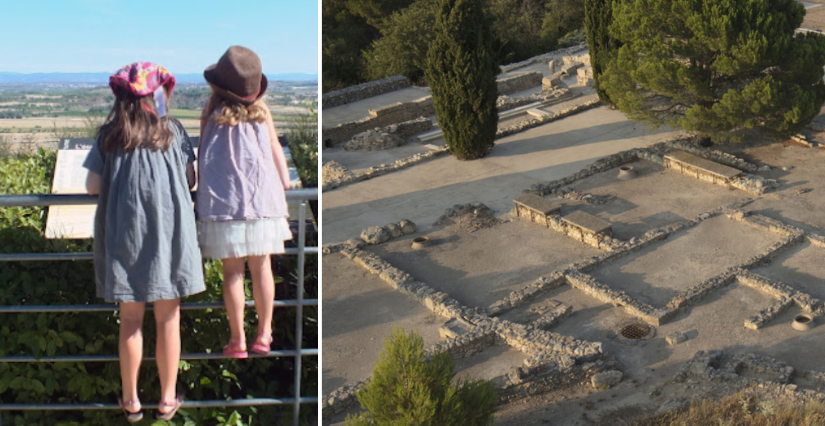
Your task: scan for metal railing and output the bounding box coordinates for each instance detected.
[0,188,318,425]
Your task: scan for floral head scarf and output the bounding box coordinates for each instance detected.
[109,62,176,97]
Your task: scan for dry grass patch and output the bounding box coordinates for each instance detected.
[629,392,825,426]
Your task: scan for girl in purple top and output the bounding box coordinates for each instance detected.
[196,46,293,358]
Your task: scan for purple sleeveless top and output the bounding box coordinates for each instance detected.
[195,117,288,221]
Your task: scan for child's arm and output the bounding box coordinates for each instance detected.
[86,171,101,195]
[186,163,196,189]
[260,100,292,190]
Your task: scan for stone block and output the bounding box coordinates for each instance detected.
[398,219,417,234]
[439,318,473,339]
[385,223,403,238]
[542,75,562,89]
[666,332,688,345]
[591,370,623,388]
[361,226,390,245]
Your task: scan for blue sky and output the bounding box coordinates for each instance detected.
[0,0,318,75]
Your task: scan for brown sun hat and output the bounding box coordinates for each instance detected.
[204,46,268,105]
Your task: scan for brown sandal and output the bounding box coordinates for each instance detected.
[155,394,184,421]
[117,397,143,423]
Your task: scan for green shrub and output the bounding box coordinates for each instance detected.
[346,327,496,426]
[0,149,317,425]
[288,110,319,188]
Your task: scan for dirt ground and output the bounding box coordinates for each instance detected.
[369,220,603,309]
[324,134,825,425]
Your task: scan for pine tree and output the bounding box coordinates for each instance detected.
[345,327,497,426]
[425,0,499,160]
[601,0,825,143]
[584,0,619,104]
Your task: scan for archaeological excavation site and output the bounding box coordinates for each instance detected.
[321,38,825,425]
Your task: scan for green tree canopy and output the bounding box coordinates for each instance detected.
[585,0,619,103]
[426,0,500,160]
[601,0,825,142]
[365,0,438,84]
[346,328,496,426]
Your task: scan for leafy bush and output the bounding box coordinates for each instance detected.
[346,328,496,426]
[0,149,317,425]
[288,110,319,188]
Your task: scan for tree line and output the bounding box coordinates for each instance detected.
[322,0,585,92]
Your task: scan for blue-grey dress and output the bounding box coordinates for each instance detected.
[83,119,205,303]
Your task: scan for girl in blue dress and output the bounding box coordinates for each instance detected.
[83,62,205,422]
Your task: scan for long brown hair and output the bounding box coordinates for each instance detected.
[99,86,173,152]
[201,90,268,128]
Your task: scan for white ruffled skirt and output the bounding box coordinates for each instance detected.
[197,217,293,260]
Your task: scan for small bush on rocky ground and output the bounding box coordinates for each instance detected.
[346,327,496,426]
[628,392,825,426]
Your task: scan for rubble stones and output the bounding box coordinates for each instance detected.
[385,223,403,238]
[398,219,417,234]
[344,129,404,151]
[322,161,353,185]
[591,370,623,388]
[666,332,688,345]
[360,226,390,245]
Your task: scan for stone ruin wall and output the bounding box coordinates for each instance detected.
[496,72,544,96]
[325,71,548,147]
[324,96,435,146]
[322,75,411,109]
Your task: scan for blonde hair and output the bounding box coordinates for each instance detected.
[202,91,267,126]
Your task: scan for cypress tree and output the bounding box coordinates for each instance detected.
[584,0,619,104]
[425,0,499,160]
[601,0,825,143]
[345,328,497,426]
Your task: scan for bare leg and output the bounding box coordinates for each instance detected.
[153,298,181,408]
[248,255,274,340]
[119,302,145,412]
[223,257,247,348]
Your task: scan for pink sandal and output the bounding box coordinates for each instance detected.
[250,335,273,355]
[222,340,248,359]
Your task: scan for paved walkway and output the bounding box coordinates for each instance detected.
[322,105,685,244]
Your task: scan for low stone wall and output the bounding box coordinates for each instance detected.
[343,118,433,151]
[674,350,805,397]
[497,72,543,95]
[322,241,608,418]
[322,75,410,109]
[497,97,602,139]
[523,136,766,197]
[324,96,435,146]
[322,146,450,192]
[499,43,588,73]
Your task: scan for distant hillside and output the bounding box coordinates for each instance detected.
[0,72,318,85]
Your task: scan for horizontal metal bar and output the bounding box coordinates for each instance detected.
[0,348,318,363]
[0,246,318,262]
[0,396,318,411]
[0,189,317,207]
[0,299,319,313]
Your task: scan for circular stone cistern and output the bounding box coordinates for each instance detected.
[618,322,655,341]
[792,314,815,331]
[617,166,638,181]
[411,236,430,250]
